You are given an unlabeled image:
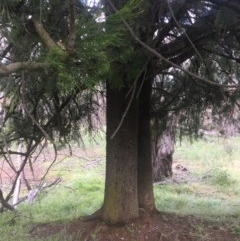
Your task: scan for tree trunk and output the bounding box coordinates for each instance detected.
[102,0,156,224]
[152,129,175,182]
[138,77,155,211]
[12,140,24,207]
[102,83,139,224]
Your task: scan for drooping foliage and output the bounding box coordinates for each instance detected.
[0,0,148,147]
[0,1,105,144]
[0,0,111,210]
[149,0,240,138]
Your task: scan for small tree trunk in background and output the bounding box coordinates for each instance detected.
[102,84,139,224]
[12,139,24,207]
[152,126,175,182]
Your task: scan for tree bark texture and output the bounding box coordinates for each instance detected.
[103,83,139,224]
[138,76,155,211]
[102,0,156,224]
[152,129,175,182]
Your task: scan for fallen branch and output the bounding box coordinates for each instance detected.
[26,177,61,203]
[11,178,62,206]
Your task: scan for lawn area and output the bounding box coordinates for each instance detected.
[0,135,240,240]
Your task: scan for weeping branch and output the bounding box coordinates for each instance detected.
[106,0,240,89]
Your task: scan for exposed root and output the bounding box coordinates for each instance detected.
[139,207,158,217]
[81,207,103,222]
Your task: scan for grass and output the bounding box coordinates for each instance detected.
[1,135,240,240]
[155,136,240,223]
[154,184,240,219]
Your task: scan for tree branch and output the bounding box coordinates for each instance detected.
[106,0,240,89]
[0,189,15,212]
[0,43,13,60]
[167,0,204,62]
[32,17,58,50]
[0,62,47,77]
[67,0,76,54]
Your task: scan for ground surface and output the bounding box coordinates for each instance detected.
[32,210,239,241]
[0,140,240,241]
[29,159,240,241]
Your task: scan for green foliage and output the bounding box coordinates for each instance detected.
[68,0,146,91]
[104,0,148,88]
[45,48,79,94]
[0,1,20,20]
[111,0,144,22]
[105,0,143,48]
[45,48,68,68]
[43,18,111,94]
[75,19,110,89]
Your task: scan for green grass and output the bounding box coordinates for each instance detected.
[154,184,240,220]
[155,136,240,222]
[175,137,240,167]
[0,166,104,241]
[1,136,240,240]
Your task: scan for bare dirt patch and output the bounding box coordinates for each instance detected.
[31,211,239,241]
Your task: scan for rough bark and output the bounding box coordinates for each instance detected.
[0,189,14,212]
[32,18,59,50]
[102,83,139,224]
[152,129,175,182]
[0,62,46,77]
[138,77,155,211]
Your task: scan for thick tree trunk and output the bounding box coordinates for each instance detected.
[102,83,139,224]
[138,78,155,211]
[102,0,156,224]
